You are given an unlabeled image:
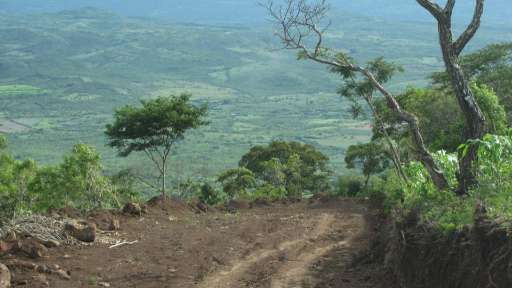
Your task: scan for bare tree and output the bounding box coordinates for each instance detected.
[416,0,487,195]
[263,0,449,190]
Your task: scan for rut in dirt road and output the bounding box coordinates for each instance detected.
[197,209,366,288]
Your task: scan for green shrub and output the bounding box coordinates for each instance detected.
[248,184,288,201]
[334,175,367,197]
[198,183,224,205]
[382,131,512,231]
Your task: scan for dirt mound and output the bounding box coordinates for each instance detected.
[147,195,193,214]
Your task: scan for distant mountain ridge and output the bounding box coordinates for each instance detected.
[0,0,510,26]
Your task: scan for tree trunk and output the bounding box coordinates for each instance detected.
[432,1,487,195]
[359,68,450,191]
[161,163,167,196]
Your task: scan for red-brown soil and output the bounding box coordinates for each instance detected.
[3,198,391,288]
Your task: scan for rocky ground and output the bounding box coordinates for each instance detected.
[0,197,394,288]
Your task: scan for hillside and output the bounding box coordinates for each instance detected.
[0,7,509,184]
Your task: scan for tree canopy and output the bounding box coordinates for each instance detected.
[105,94,208,195]
[239,141,331,194]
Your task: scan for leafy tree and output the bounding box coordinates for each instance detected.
[239,141,331,194]
[105,94,208,196]
[345,141,391,188]
[198,183,223,205]
[217,168,256,198]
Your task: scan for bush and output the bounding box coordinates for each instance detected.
[248,184,288,202]
[334,175,366,197]
[381,132,512,231]
[198,183,224,205]
[0,141,133,222]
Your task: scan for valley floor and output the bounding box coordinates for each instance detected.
[8,199,392,288]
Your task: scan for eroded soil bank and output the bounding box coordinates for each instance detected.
[381,212,512,288]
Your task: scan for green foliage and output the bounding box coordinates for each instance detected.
[374,83,508,153]
[239,141,331,195]
[432,43,512,124]
[0,139,136,222]
[109,169,140,202]
[198,183,224,205]
[345,141,391,184]
[217,167,256,198]
[30,144,119,212]
[105,94,208,195]
[337,57,403,119]
[250,184,288,202]
[335,175,365,197]
[380,131,512,231]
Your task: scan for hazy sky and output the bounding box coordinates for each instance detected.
[0,0,510,26]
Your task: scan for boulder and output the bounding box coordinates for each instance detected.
[64,221,96,243]
[0,263,10,288]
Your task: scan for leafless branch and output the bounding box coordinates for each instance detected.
[453,0,485,55]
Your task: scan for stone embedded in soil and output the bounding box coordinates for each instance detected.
[0,263,11,288]
[64,221,97,243]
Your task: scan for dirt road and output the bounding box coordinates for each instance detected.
[9,198,386,288]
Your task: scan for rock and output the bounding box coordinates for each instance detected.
[0,263,11,288]
[20,239,48,259]
[122,202,142,216]
[98,282,111,287]
[64,221,96,243]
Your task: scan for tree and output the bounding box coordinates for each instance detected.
[416,0,488,194]
[345,141,391,188]
[217,168,257,198]
[338,57,408,182]
[105,94,208,196]
[239,141,331,194]
[264,0,449,191]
